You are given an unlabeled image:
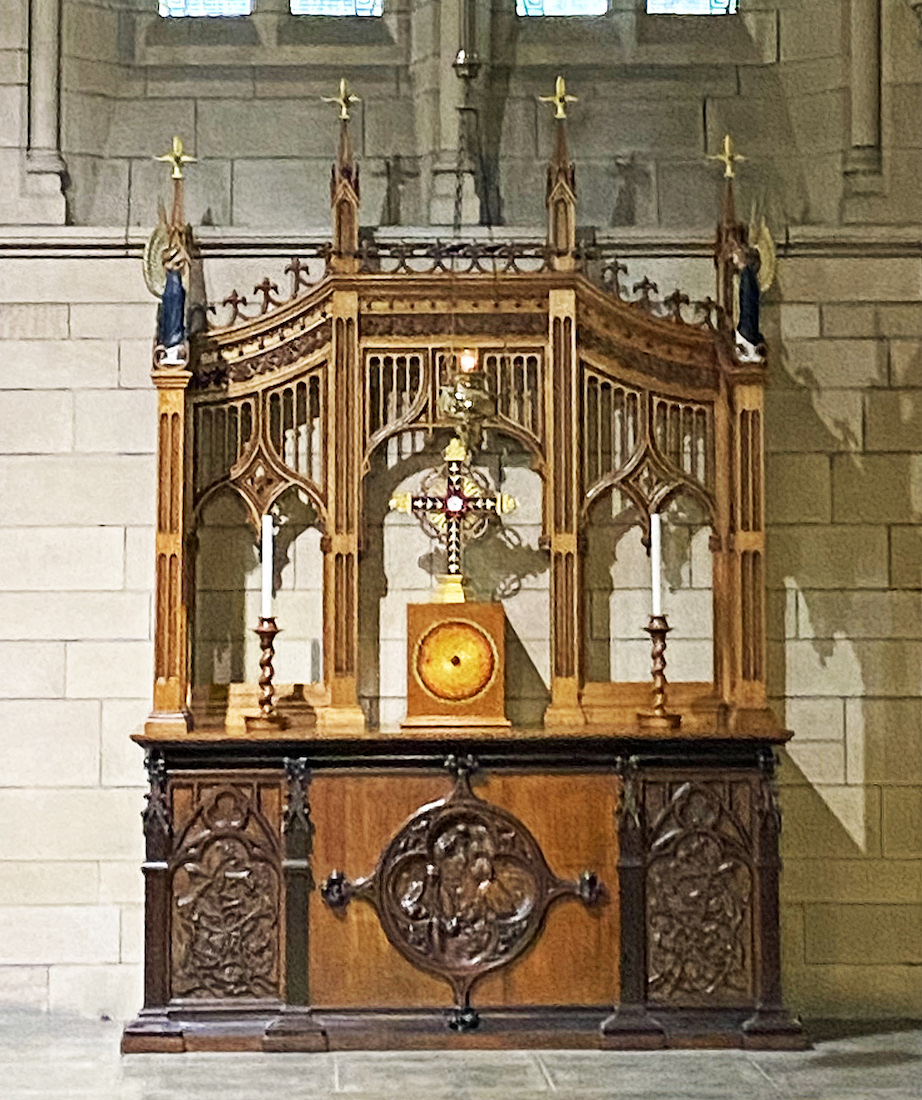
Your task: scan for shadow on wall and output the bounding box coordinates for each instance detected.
[59,1,830,229]
[359,430,550,729]
[762,278,922,1018]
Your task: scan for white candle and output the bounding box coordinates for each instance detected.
[650,512,662,618]
[261,513,274,619]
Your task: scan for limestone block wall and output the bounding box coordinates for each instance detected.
[0,247,156,1018]
[54,0,855,231]
[2,0,922,1026]
[768,234,922,1016]
[1,234,920,1021]
[61,0,419,228]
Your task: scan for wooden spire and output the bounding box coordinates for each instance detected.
[324,79,361,273]
[541,76,577,272]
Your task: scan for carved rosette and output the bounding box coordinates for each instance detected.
[645,781,753,1006]
[170,785,282,1000]
[321,758,602,1028]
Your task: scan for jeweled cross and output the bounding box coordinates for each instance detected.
[389,437,516,579]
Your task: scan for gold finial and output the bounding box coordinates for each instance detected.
[322,78,360,121]
[539,75,577,120]
[708,133,745,179]
[443,436,468,462]
[155,135,195,181]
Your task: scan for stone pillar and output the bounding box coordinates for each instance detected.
[845,0,882,188]
[0,0,65,222]
[27,0,65,177]
[427,0,487,226]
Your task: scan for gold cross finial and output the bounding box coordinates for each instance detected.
[155,135,195,181]
[539,75,577,120]
[708,133,745,179]
[322,78,360,121]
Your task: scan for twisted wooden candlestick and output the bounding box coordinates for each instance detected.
[637,614,681,731]
[245,617,289,731]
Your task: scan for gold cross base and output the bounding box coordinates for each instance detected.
[434,574,466,603]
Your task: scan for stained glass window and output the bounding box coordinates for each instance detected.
[159,0,386,14]
[289,0,383,11]
[647,1,738,12]
[516,1,608,15]
[159,0,251,14]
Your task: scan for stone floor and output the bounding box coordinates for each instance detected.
[3,1010,922,1099]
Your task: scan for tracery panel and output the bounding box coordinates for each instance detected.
[484,349,545,455]
[266,373,325,488]
[582,372,643,494]
[652,397,713,492]
[364,350,428,455]
[192,397,255,505]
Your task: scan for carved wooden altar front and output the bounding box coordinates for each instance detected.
[124,97,803,1053]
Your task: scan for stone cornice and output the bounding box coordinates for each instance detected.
[2,224,922,261]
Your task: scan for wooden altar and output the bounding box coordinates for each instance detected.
[122,88,804,1053]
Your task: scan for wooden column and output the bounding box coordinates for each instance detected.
[147,365,193,737]
[121,751,183,1052]
[545,287,585,727]
[264,757,327,1051]
[742,753,805,1047]
[712,378,733,704]
[601,760,665,1048]
[729,381,768,714]
[321,290,365,731]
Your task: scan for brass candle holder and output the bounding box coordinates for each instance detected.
[245,616,290,731]
[637,614,682,731]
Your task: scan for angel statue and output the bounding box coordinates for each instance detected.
[732,212,776,364]
[145,136,196,363]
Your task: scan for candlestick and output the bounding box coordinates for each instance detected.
[650,512,662,617]
[261,512,273,619]
[244,616,289,731]
[637,614,681,732]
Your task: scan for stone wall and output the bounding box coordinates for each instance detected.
[768,234,922,1017]
[55,0,858,231]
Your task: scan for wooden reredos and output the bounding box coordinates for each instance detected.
[146,103,775,741]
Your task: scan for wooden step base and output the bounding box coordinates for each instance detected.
[122,1006,808,1054]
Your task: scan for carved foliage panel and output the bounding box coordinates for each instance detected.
[169,774,284,1001]
[643,776,755,1007]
